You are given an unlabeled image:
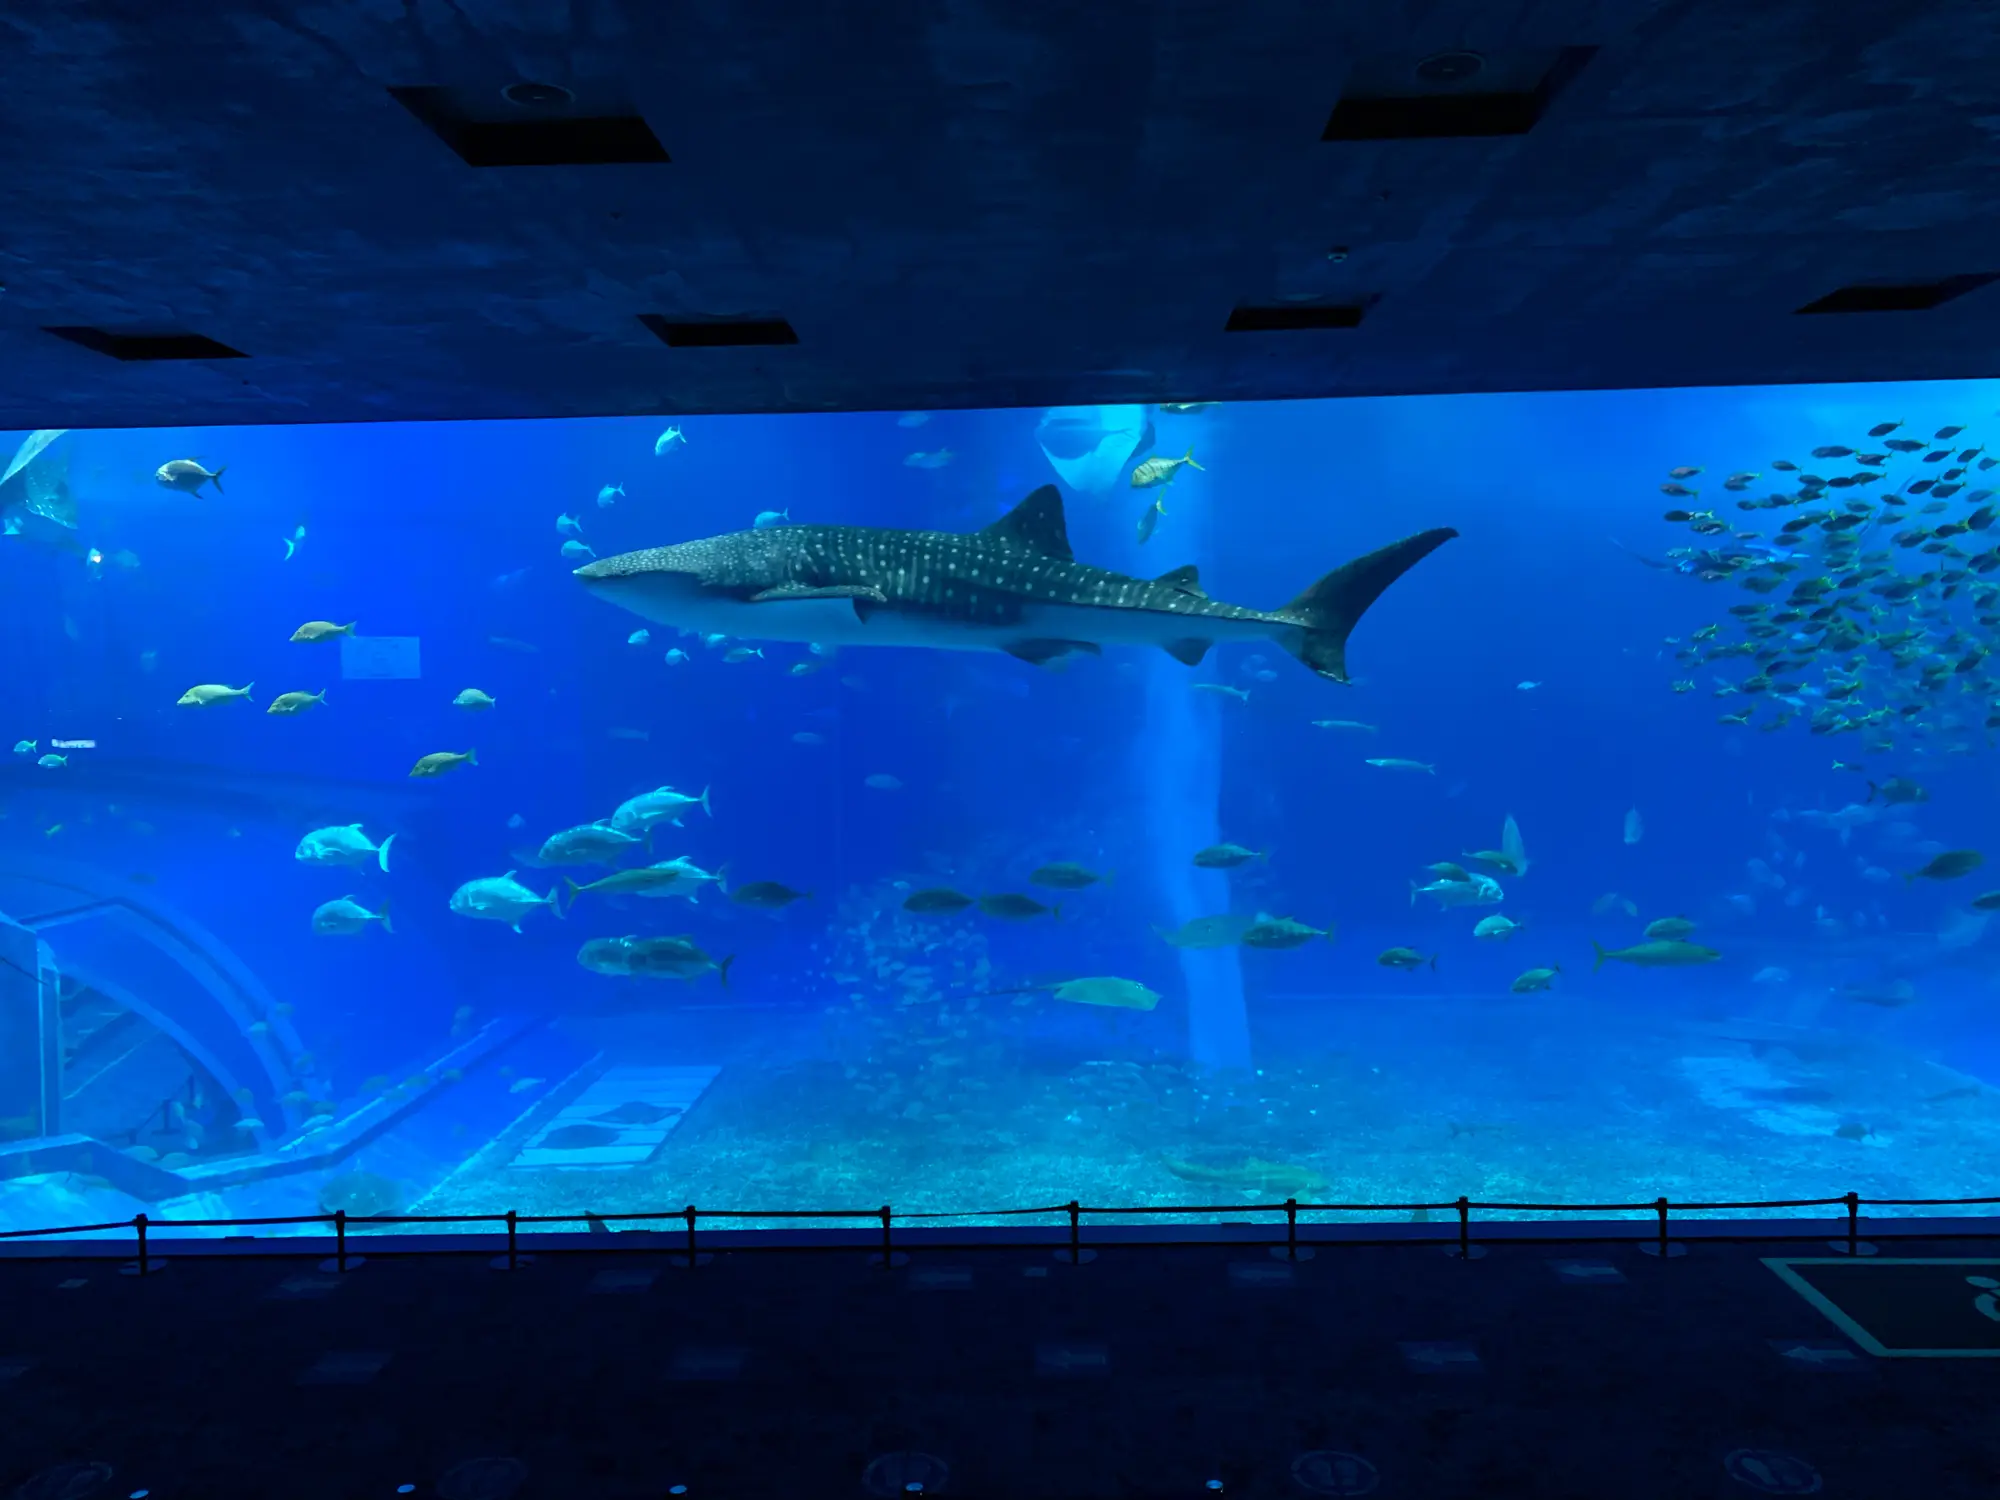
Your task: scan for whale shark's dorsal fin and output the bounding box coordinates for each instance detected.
[1155,564,1206,598]
[981,485,1073,561]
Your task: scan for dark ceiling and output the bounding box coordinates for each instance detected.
[2,0,1997,429]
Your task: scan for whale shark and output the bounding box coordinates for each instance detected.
[575,485,1455,680]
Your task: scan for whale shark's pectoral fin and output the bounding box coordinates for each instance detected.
[750,583,889,619]
[1155,564,1207,599]
[1163,638,1212,666]
[1005,638,1101,667]
[748,584,889,605]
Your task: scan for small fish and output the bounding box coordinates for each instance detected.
[1643,916,1696,940]
[754,509,791,529]
[786,660,819,674]
[1517,680,1541,691]
[1377,947,1435,971]
[1193,843,1265,869]
[1623,807,1643,845]
[1472,914,1522,941]
[1906,850,1983,882]
[978,892,1058,921]
[1865,776,1927,805]
[36,754,65,769]
[295,824,396,872]
[731,881,811,909]
[266,690,327,716]
[11,740,35,755]
[1971,891,2000,911]
[1131,446,1203,489]
[1661,482,1699,498]
[557,513,584,537]
[1591,939,1719,970]
[282,525,306,560]
[865,773,903,791]
[665,649,690,666]
[312,896,393,937]
[1365,758,1435,774]
[410,749,477,778]
[1312,719,1376,733]
[155,459,224,495]
[1667,466,1703,479]
[488,636,539,653]
[904,448,954,469]
[454,688,497,710]
[904,887,974,914]
[1030,862,1112,890]
[1242,915,1333,949]
[290,620,355,643]
[1193,683,1249,701]
[1136,497,1166,544]
[654,426,686,456]
[562,539,596,563]
[177,682,254,707]
[1510,966,1559,992]
[627,630,652,647]
[597,483,625,507]
[723,646,764,663]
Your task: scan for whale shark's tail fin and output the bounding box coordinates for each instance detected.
[1281,527,1458,682]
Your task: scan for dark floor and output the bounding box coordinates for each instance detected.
[2,1230,1998,1499]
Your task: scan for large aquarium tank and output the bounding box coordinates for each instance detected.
[1,383,1997,1241]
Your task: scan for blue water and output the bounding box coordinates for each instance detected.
[2,382,1999,1238]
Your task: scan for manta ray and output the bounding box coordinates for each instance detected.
[575,485,1455,680]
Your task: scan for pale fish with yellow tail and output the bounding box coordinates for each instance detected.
[178,682,254,707]
[410,749,477,778]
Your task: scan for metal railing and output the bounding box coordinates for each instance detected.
[4,1185,1999,1275]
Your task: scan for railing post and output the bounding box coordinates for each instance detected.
[1284,1198,1298,1261]
[1845,1191,1860,1256]
[506,1209,518,1271]
[684,1204,698,1269]
[879,1205,893,1268]
[1456,1196,1471,1259]
[1066,1200,1081,1265]
[335,1208,347,1272]
[134,1212,148,1276]
[1655,1196,1670,1258]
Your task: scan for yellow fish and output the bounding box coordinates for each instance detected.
[1130,446,1204,489]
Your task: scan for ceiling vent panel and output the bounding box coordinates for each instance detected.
[1795,274,1999,314]
[1324,46,1596,141]
[43,328,247,361]
[639,316,799,348]
[390,85,669,167]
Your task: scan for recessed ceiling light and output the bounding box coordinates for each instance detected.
[502,81,573,108]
